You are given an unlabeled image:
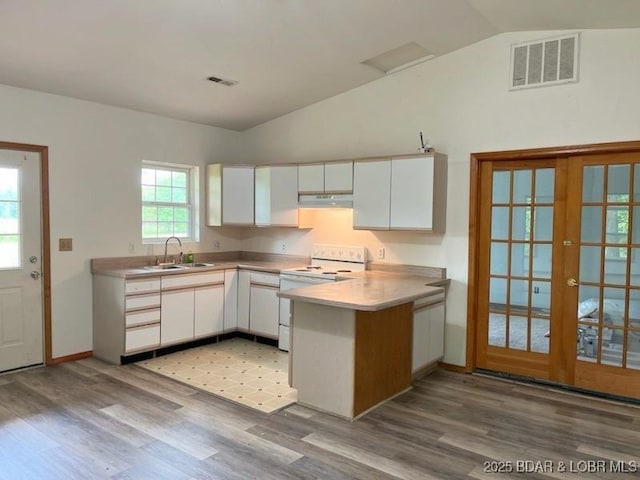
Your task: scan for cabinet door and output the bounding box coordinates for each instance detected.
[222,166,254,225]
[390,156,434,230]
[237,270,251,331]
[412,302,445,372]
[427,303,445,363]
[255,166,298,226]
[223,269,238,331]
[206,164,222,226]
[249,285,279,338]
[270,165,298,226]
[161,289,194,346]
[324,161,353,193]
[298,164,324,193]
[254,167,271,226]
[353,159,391,229]
[194,285,224,338]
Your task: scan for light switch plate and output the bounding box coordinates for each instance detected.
[59,238,73,252]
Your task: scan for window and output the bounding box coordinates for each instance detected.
[141,162,199,242]
[0,167,21,269]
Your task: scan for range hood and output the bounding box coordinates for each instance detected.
[298,193,353,208]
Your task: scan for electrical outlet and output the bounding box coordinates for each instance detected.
[214,240,220,249]
[377,247,385,259]
[128,243,135,254]
[280,242,286,253]
[59,238,73,252]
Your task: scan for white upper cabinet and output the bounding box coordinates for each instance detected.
[206,164,255,226]
[353,159,391,229]
[324,161,353,192]
[298,161,353,193]
[353,154,447,232]
[390,157,435,230]
[255,165,298,227]
[222,166,254,225]
[298,163,324,193]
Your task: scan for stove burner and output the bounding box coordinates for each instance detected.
[337,269,352,273]
[322,271,337,275]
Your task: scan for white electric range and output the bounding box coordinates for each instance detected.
[278,244,367,351]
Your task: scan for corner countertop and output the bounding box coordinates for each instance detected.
[277,275,445,311]
[92,260,307,279]
[92,256,449,311]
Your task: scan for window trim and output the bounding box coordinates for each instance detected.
[141,160,200,244]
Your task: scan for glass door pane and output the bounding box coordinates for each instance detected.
[576,162,638,368]
[0,167,21,269]
[488,167,555,355]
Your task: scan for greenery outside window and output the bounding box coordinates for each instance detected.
[141,162,199,242]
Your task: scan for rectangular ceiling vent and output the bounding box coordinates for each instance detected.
[206,76,238,87]
[510,33,579,90]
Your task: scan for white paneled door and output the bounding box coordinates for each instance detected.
[0,149,43,372]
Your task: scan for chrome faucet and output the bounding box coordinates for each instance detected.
[163,236,182,263]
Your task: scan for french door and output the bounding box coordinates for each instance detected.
[474,145,640,399]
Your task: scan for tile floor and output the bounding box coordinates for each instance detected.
[137,338,297,414]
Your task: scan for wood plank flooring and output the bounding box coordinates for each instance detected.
[0,358,638,479]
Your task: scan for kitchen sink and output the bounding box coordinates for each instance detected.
[182,262,216,268]
[143,264,186,270]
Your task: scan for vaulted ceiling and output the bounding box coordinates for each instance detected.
[1,0,639,130]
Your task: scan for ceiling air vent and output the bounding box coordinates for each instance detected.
[510,33,579,90]
[206,76,238,87]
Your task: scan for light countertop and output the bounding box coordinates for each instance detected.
[277,276,445,311]
[92,260,307,279]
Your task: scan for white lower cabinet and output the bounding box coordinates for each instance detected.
[126,324,161,353]
[223,269,239,331]
[93,274,162,364]
[195,285,224,338]
[248,272,280,338]
[160,271,225,347]
[237,270,251,331]
[249,284,280,338]
[412,293,446,373]
[161,288,195,346]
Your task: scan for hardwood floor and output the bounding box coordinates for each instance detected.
[0,358,638,479]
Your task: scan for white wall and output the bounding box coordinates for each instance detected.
[240,28,640,366]
[0,85,244,358]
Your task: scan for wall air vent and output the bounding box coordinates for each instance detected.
[510,33,579,90]
[206,76,238,87]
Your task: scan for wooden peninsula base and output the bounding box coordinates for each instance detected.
[290,300,413,420]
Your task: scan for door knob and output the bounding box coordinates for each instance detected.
[567,278,578,287]
[30,271,41,279]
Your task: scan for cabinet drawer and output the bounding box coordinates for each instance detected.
[249,272,280,287]
[125,293,160,311]
[125,308,161,328]
[125,324,160,353]
[125,278,160,294]
[413,292,445,311]
[161,271,224,290]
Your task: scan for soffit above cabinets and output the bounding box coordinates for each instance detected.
[0,1,639,130]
